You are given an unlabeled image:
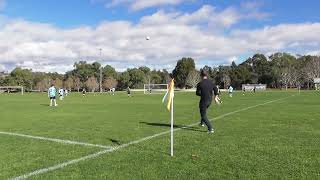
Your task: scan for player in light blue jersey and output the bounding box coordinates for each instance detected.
[48,84,58,106]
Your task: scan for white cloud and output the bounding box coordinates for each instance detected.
[106,0,188,11]
[0,5,319,73]
[241,1,271,19]
[306,50,320,56]
[231,23,320,52]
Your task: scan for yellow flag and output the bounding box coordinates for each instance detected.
[162,79,175,111]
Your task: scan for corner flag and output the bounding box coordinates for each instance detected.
[162,79,175,111]
[162,79,175,156]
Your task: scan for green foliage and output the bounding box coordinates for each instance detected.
[172,57,196,88]
[71,61,98,82]
[127,68,145,89]
[138,66,151,75]
[0,53,319,90]
[118,71,131,89]
[4,68,33,89]
[103,65,117,79]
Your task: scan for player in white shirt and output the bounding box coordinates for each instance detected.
[111,88,115,95]
[59,88,64,100]
[215,85,222,104]
[228,85,234,97]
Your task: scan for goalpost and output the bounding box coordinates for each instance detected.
[0,86,24,95]
[242,84,267,92]
[143,84,168,94]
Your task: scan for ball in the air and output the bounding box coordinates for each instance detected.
[146,36,150,40]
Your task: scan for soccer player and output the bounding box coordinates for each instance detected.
[196,70,219,133]
[215,85,222,104]
[112,87,115,95]
[48,84,58,107]
[228,85,234,97]
[127,87,131,97]
[59,88,64,100]
[82,88,86,97]
[65,89,68,96]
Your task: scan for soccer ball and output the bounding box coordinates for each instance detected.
[146,36,150,40]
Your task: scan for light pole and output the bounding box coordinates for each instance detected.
[99,48,103,93]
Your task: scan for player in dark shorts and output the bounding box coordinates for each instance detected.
[82,88,86,97]
[48,84,58,106]
[127,87,131,97]
[196,70,219,133]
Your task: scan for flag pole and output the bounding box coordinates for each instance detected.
[170,95,174,157]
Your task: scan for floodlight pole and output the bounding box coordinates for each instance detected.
[99,48,103,93]
[148,76,151,93]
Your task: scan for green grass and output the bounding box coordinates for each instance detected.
[0,91,319,179]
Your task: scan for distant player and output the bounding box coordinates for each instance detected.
[111,87,115,95]
[48,84,58,107]
[215,85,222,104]
[59,88,64,100]
[65,89,68,96]
[196,70,219,133]
[228,85,234,97]
[127,87,131,97]
[82,88,86,97]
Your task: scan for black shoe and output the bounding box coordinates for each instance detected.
[208,129,214,134]
[199,123,205,127]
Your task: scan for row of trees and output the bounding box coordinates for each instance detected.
[0,53,319,92]
[211,53,320,90]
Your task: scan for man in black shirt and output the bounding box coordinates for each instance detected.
[196,70,219,133]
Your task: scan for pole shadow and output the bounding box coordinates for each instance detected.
[139,122,206,132]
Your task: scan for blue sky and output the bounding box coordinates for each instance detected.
[0,0,319,72]
[3,0,320,28]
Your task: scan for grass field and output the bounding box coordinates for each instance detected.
[0,91,319,179]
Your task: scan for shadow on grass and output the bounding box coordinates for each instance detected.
[108,138,121,145]
[139,122,206,132]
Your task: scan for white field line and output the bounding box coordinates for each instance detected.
[10,95,294,180]
[0,131,112,149]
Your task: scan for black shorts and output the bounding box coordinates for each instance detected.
[49,96,56,100]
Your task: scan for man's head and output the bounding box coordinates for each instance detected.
[200,69,209,79]
[51,84,54,87]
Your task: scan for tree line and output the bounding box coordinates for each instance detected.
[0,52,319,92]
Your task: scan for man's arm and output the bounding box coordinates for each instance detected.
[196,83,201,96]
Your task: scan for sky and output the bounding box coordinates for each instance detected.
[0,0,320,73]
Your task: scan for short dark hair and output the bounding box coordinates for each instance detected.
[200,69,209,77]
